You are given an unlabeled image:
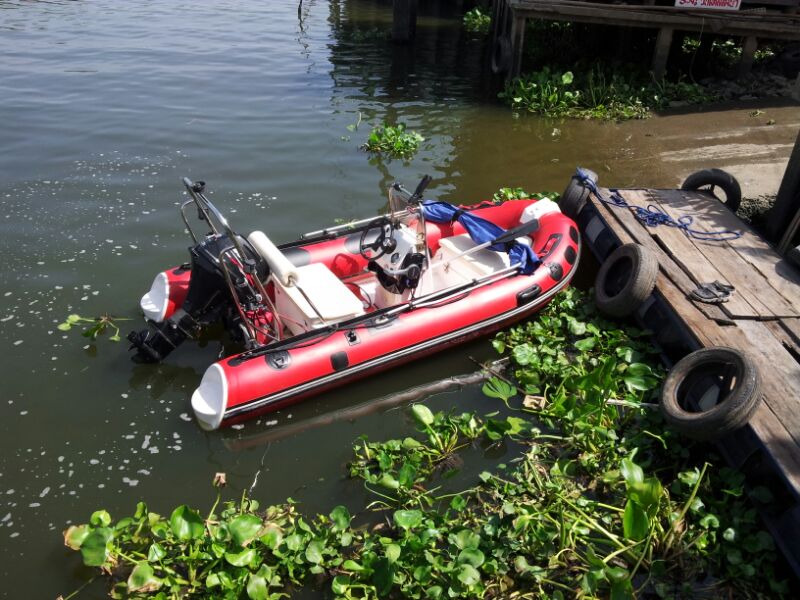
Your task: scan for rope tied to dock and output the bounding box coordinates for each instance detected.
[575,167,743,242]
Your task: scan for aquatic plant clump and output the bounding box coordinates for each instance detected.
[63,289,788,598]
[501,67,717,121]
[463,8,491,36]
[361,123,424,159]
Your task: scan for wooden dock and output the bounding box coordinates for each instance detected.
[492,0,800,79]
[579,184,800,573]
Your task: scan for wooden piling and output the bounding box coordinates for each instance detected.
[392,0,418,43]
[652,27,673,81]
[509,13,527,79]
[738,36,758,79]
[769,130,800,250]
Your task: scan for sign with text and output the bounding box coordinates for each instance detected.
[674,0,741,9]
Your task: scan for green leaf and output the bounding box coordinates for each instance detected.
[723,527,736,542]
[482,377,516,402]
[394,509,423,530]
[379,473,400,490]
[259,523,283,550]
[398,462,417,488]
[458,548,485,567]
[371,557,395,596]
[90,510,111,527]
[169,505,204,541]
[57,322,72,331]
[305,540,324,564]
[457,563,481,586]
[574,337,597,351]
[610,577,634,600]
[412,404,434,426]
[628,478,663,511]
[229,514,262,547]
[512,343,536,365]
[343,559,365,572]
[147,542,166,563]
[225,547,258,568]
[67,314,82,324]
[332,575,351,595]
[620,457,644,486]
[700,514,720,529]
[623,500,649,541]
[80,527,113,567]
[247,565,272,600]
[127,562,162,593]
[329,505,350,531]
[385,543,401,563]
[452,529,481,550]
[63,525,90,550]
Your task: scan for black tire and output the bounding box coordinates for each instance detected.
[491,36,511,74]
[560,169,598,219]
[681,168,742,213]
[660,347,762,441]
[594,243,658,318]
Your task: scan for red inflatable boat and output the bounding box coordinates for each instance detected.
[129,177,580,430]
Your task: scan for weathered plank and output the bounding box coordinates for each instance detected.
[734,319,800,451]
[635,189,768,319]
[590,189,733,323]
[656,189,800,317]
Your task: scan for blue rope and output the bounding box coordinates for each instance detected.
[575,167,743,242]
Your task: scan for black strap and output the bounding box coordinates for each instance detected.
[451,208,467,223]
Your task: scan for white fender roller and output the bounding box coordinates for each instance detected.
[247,231,299,286]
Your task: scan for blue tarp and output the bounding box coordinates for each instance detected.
[421,200,539,275]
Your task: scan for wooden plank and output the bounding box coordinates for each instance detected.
[633,189,767,319]
[777,318,800,350]
[735,319,800,451]
[656,189,800,317]
[590,190,733,323]
[510,3,800,39]
[641,189,783,319]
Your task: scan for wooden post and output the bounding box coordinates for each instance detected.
[738,36,758,79]
[652,27,673,81]
[392,0,418,43]
[508,12,526,80]
[766,129,800,248]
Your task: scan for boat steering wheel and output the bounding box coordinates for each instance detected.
[359,217,397,261]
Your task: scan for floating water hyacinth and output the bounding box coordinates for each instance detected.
[57,313,130,342]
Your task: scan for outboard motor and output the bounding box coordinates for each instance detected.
[129,233,268,363]
[130,177,274,362]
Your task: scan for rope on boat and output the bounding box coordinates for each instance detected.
[575,167,743,242]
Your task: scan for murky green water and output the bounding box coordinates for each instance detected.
[0,0,796,596]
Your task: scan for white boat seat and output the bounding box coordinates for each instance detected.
[247,230,365,336]
[273,262,365,336]
[437,234,513,278]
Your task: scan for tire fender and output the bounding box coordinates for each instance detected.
[680,168,742,213]
[594,243,658,318]
[660,347,762,441]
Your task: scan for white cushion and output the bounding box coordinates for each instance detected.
[438,234,511,277]
[273,262,365,335]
